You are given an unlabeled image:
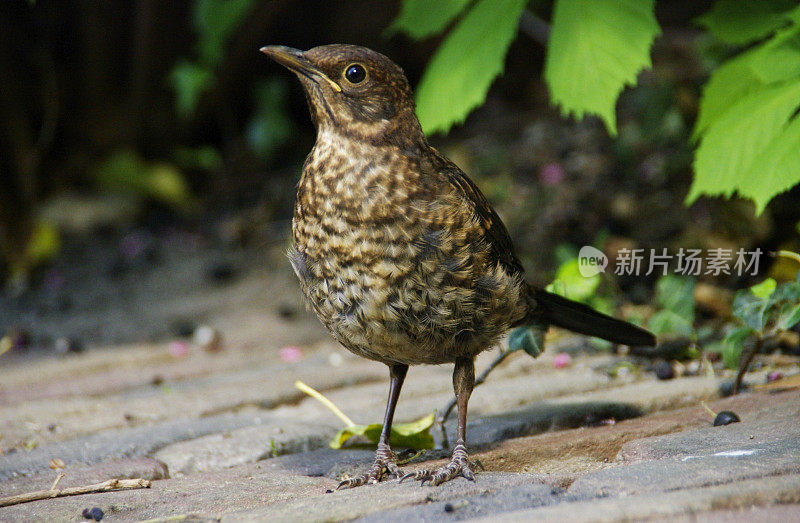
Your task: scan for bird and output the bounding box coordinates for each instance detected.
[260,44,656,488]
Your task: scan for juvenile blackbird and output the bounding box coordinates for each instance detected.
[261,44,656,487]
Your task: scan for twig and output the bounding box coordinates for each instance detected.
[295,380,355,426]
[0,478,151,508]
[700,401,717,419]
[50,473,66,491]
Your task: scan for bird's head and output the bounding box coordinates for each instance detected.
[260,44,423,145]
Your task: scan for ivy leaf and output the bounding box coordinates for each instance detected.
[732,290,770,331]
[329,413,435,450]
[647,309,694,338]
[749,278,777,299]
[544,0,660,135]
[776,302,800,330]
[687,79,800,213]
[414,0,528,134]
[722,326,754,369]
[387,0,473,40]
[654,275,695,323]
[508,323,546,358]
[696,0,796,46]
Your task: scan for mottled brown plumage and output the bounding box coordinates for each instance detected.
[261,44,655,487]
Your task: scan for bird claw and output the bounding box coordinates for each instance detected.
[336,443,404,490]
[399,443,475,486]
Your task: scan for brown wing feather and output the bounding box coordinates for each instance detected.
[428,148,525,275]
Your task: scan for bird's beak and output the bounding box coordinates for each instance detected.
[260,45,341,93]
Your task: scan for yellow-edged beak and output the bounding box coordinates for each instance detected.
[260,45,341,93]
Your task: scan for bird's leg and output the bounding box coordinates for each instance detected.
[337,363,408,489]
[402,357,476,485]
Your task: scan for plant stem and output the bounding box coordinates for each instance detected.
[295,380,355,427]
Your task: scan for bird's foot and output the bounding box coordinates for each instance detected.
[400,442,476,486]
[337,442,404,489]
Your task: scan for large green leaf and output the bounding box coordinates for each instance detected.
[387,0,473,40]
[696,0,797,46]
[737,97,800,213]
[414,0,528,134]
[746,25,800,83]
[544,0,660,135]
[691,52,765,141]
[687,79,800,211]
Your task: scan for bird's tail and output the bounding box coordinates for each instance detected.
[528,286,656,347]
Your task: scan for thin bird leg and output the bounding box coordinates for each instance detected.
[337,363,408,489]
[402,357,476,485]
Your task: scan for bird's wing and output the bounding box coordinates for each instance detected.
[429,148,526,275]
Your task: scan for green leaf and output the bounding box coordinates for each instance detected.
[696,0,797,46]
[414,0,528,134]
[546,258,601,303]
[746,25,800,83]
[544,0,661,135]
[194,0,255,66]
[732,289,770,331]
[329,413,435,450]
[387,0,473,40]
[247,78,295,160]
[722,325,754,369]
[687,79,800,213]
[95,150,192,209]
[647,309,694,338]
[654,275,695,322]
[169,61,214,118]
[692,52,765,141]
[749,278,777,299]
[738,105,800,214]
[508,324,546,358]
[776,302,800,330]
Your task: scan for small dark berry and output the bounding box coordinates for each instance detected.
[654,361,674,380]
[82,508,92,519]
[325,489,333,494]
[713,411,740,426]
[444,503,454,513]
[90,507,104,521]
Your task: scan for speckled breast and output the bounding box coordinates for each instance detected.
[290,129,527,365]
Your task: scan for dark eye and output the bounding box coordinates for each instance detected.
[344,64,367,84]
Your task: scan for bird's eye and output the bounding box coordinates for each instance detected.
[344,64,367,84]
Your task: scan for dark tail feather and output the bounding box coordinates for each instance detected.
[530,288,656,347]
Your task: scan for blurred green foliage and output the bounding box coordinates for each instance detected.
[95,150,193,210]
[714,270,800,369]
[391,0,800,213]
[647,275,696,339]
[688,0,800,215]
